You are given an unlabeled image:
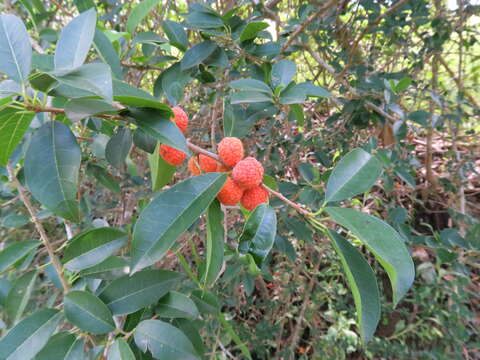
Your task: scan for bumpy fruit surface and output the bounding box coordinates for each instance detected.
[217,177,244,206]
[218,137,244,167]
[241,186,269,211]
[232,157,264,189]
[188,154,218,175]
[159,144,186,166]
[171,106,188,133]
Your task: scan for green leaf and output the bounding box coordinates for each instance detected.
[154,63,192,105]
[63,227,128,272]
[395,77,411,92]
[78,256,128,280]
[186,11,224,29]
[217,312,252,359]
[190,289,219,314]
[64,97,118,122]
[297,82,331,98]
[0,308,62,360]
[0,14,32,83]
[0,108,35,166]
[50,63,113,101]
[238,204,277,266]
[132,31,167,45]
[279,83,306,104]
[98,269,183,315]
[229,78,272,95]
[133,129,156,154]
[35,332,77,360]
[113,79,172,112]
[54,8,96,69]
[131,173,226,272]
[86,164,121,193]
[108,339,135,360]
[0,279,11,307]
[105,128,132,169]
[325,148,382,202]
[25,121,81,222]
[94,29,123,79]
[271,60,296,89]
[128,107,188,155]
[289,103,304,126]
[156,291,199,319]
[201,199,224,287]
[327,230,380,342]
[0,241,40,272]
[64,290,115,334]
[325,207,415,306]
[134,319,200,360]
[126,0,160,34]
[180,41,217,70]
[148,143,176,191]
[231,91,273,104]
[163,20,188,51]
[239,21,269,42]
[6,270,37,324]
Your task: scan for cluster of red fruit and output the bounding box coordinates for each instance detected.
[159,107,269,211]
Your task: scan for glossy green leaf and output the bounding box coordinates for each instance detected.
[35,332,76,360]
[63,227,128,272]
[131,173,226,272]
[156,291,199,319]
[231,91,273,104]
[325,207,415,305]
[105,128,132,169]
[279,83,306,104]
[64,97,117,122]
[64,290,115,334]
[0,241,40,272]
[186,11,224,29]
[0,14,32,83]
[0,279,11,307]
[229,78,272,94]
[201,199,224,286]
[94,28,123,79]
[113,79,173,112]
[55,8,96,69]
[0,308,62,360]
[25,121,81,222]
[271,60,296,89]
[98,269,183,315]
[325,148,383,202]
[86,164,121,193]
[327,230,380,342]
[50,63,113,101]
[128,107,188,154]
[126,0,160,34]
[238,204,277,266]
[148,143,176,191]
[154,63,192,105]
[78,256,129,280]
[107,339,135,360]
[163,20,188,51]
[239,21,269,42]
[180,41,217,70]
[6,270,37,324]
[134,319,199,360]
[133,129,156,154]
[190,289,219,315]
[0,107,35,166]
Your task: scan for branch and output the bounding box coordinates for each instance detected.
[7,164,70,293]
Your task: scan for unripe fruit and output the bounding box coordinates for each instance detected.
[232,157,264,189]
[241,186,269,211]
[217,177,244,206]
[218,137,244,167]
[159,144,186,166]
[171,106,188,133]
[188,154,218,175]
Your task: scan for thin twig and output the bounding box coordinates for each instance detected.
[7,164,70,293]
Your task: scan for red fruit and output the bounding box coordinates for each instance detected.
[217,177,244,206]
[231,157,264,189]
[188,154,218,175]
[159,144,186,166]
[241,185,269,211]
[218,137,244,167]
[171,106,188,133]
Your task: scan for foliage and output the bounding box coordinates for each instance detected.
[0,0,478,359]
